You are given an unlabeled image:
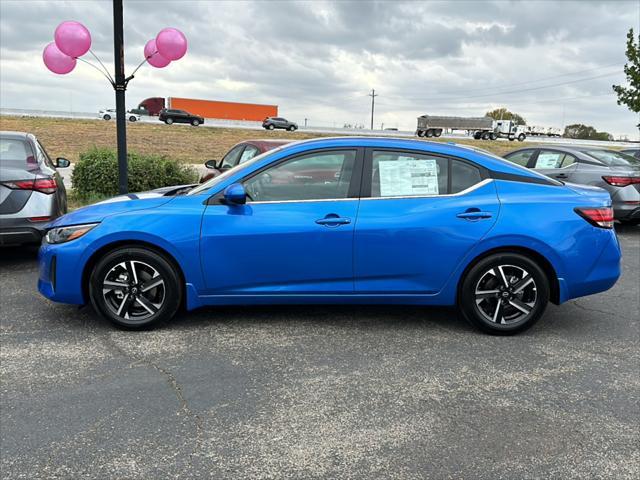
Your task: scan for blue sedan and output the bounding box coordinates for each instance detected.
[38,137,621,334]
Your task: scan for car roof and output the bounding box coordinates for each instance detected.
[0,131,33,141]
[238,139,293,151]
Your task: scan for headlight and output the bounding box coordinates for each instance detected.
[45,223,99,244]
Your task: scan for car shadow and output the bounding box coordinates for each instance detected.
[0,244,40,266]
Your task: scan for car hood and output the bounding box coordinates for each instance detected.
[48,191,175,228]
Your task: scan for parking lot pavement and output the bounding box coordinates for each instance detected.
[1,228,638,479]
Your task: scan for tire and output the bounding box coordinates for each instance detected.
[473,131,482,140]
[129,116,137,122]
[165,118,174,125]
[434,129,442,137]
[417,130,425,138]
[267,124,275,130]
[287,125,296,131]
[457,252,549,335]
[489,132,497,141]
[508,136,515,141]
[103,114,111,121]
[89,247,182,330]
[481,131,490,140]
[518,134,526,142]
[425,129,434,137]
[191,119,200,126]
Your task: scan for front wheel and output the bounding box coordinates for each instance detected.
[191,119,200,126]
[518,134,526,142]
[287,125,296,131]
[129,116,137,122]
[89,247,182,330]
[103,114,111,121]
[458,253,549,335]
[267,124,275,130]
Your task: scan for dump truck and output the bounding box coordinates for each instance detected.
[416,115,527,141]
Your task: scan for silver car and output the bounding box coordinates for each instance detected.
[504,146,639,225]
[0,132,70,245]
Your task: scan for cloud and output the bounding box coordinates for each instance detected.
[1,0,638,137]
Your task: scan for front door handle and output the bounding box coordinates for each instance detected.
[456,209,493,220]
[554,173,568,179]
[315,214,351,227]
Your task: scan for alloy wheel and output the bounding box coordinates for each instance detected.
[474,264,537,325]
[102,260,165,322]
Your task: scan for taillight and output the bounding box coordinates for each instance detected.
[2,178,57,194]
[574,207,614,229]
[602,176,640,187]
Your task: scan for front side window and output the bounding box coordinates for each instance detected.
[505,150,534,167]
[220,145,245,169]
[239,145,260,164]
[244,150,356,202]
[370,151,482,198]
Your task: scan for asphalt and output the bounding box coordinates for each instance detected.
[1,226,638,479]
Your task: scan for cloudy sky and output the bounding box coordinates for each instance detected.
[1,0,639,138]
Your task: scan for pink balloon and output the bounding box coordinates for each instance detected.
[144,39,171,68]
[54,21,91,58]
[43,42,76,74]
[155,27,187,61]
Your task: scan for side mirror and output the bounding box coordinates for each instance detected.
[223,183,247,205]
[56,157,71,168]
[204,159,219,170]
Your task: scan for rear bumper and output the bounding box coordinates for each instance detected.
[0,217,48,245]
[613,203,640,222]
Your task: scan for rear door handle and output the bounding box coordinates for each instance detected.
[315,215,351,227]
[456,210,493,220]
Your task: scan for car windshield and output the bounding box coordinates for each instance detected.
[582,150,640,167]
[0,138,38,170]
[187,144,292,195]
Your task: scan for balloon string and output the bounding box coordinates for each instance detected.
[76,57,116,87]
[87,49,115,84]
[129,55,150,78]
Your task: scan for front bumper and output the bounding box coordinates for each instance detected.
[0,217,48,246]
[38,240,87,305]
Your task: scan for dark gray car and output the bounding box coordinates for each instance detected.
[504,146,639,225]
[262,116,298,131]
[0,132,70,245]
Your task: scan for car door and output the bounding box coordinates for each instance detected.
[35,140,67,214]
[200,148,363,295]
[354,149,499,294]
[531,149,578,181]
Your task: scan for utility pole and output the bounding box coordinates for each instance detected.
[368,89,378,130]
[113,0,128,194]
[304,118,308,127]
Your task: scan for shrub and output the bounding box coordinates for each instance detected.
[72,147,197,200]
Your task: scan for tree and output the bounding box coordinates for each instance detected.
[563,123,613,141]
[485,108,527,125]
[612,28,640,117]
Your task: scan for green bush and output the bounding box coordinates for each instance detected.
[72,147,197,200]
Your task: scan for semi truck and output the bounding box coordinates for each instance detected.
[130,97,278,121]
[416,115,527,141]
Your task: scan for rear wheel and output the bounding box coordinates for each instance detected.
[89,247,182,330]
[425,129,434,137]
[103,114,111,121]
[129,115,137,122]
[165,118,174,125]
[458,253,549,335]
[417,130,425,137]
[481,131,490,140]
[433,129,443,137]
[267,124,275,130]
[489,132,497,140]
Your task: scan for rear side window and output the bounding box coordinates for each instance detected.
[0,138,38,170]
[505,150,534,167]
[370,151,482,197]
[534,150,565,169]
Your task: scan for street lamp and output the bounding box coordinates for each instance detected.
[42,1,188,194]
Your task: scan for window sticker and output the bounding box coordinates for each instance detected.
[378,158,439,196]
[535,152,561,169]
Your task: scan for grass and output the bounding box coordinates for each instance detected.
[1,114,548,164]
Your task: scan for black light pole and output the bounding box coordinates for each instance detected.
[113,0,128,194]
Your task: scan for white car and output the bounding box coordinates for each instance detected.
[98,109,140,123]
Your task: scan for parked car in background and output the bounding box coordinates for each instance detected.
[0,132,70,245]
[504,146,640,225]
[158,108,204,126]
[620,148,640,159]
[262,117,298,131]
[98,109,140,122]
[200,139,292,182]
[39,137,620,334]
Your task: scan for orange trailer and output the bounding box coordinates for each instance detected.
[167,97,278,122]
